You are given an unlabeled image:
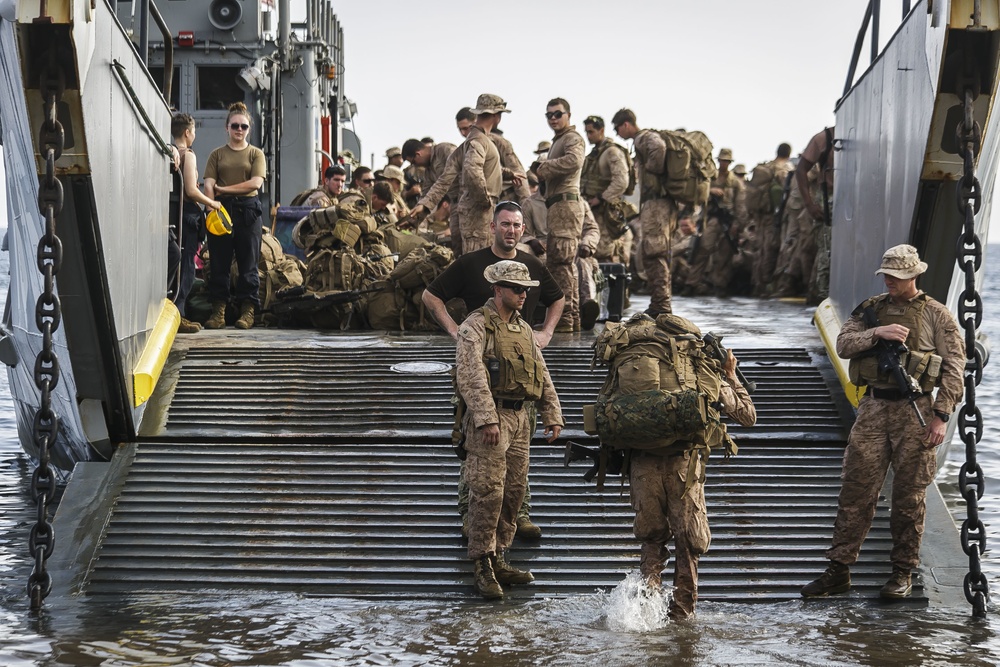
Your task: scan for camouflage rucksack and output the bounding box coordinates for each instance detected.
[389,245,454,290]
[589,312,735,457]
[653,129,718,206]
[257,232,305,311]
[746,161,792,218]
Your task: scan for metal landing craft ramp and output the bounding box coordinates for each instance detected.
[66,330,925,603]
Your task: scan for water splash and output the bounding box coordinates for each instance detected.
[604,571,671,632]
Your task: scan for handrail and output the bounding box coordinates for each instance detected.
[843,1,917,99]
[149,0,174,105]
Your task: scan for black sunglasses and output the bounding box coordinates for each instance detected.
[500,284,530,294]
[361,178,375,184]
[230,123,250,131]
[544,110,566,120]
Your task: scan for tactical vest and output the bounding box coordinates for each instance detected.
[481,307,544,402]
[581,140,635,198]
[590,314,733,456]
[847,293,943,392]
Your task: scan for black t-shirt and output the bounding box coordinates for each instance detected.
[427,247,564,320]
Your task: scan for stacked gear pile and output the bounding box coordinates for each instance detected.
[272,192,455,330]
[587,312,738,485]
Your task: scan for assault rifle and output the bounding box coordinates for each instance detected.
[774,170,795,228]
[702,332,756,393]
[564,441,624,484]
[859,306,927,427]
[707,194,741,253]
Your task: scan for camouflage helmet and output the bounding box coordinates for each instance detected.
[655,313,701,336]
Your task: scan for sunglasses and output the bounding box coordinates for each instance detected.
[500,284,531,295]
[544,110,566,120]
[361,178,375,184]
[230,123,250,131]
[494,200,522,212]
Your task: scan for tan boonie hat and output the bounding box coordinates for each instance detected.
[733,163,747,175]
[875,244,928,279]
[470,93,510,115]
[385,146,402,158]
[382,165,405,184]
[717,148,734,162]
[484,260,539,287]
[534,140,551,154]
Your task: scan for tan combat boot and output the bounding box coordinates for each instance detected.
[178,317,202,334]
[515,516,542,541]
[204,301,227,330]
[491,552,534,585]
[235,302,256,330]
[474,555,503,599]
[801,560,851,598]
[879,567,912,599]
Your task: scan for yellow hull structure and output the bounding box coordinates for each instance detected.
[132,300,180,407]
[813,298,866,408]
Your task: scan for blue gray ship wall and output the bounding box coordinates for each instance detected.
[0,17,88,470]
[1,2,174,468]
[832,0,998,320]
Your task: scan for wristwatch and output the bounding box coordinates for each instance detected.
[934,410,950,422]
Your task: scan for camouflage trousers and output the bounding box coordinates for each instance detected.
[458,203,492,255]
[776,206,817,291]
[546,200,583,331]
[684,215,735,292]
[809,223,832,303]
[752,215,782,296]
[630,449,711,617]
[464,405,532,560]
[448,206,462,256]
[639,198,677,313]
[594,205,633,266]
[827,395,938,570]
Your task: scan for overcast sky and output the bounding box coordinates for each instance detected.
[326,0,882,170]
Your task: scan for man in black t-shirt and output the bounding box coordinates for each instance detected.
[423,201,564,542]
[424,202,564,349]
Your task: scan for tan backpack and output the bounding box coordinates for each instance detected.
[655,129,717,206]
[256,233,305,311]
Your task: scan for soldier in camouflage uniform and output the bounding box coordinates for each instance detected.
[612,108,676,315]
[582,115,633,268]
[802,245,964,600]
[535,97,586,332]
[598,313,755,618]
[682,148,746,295]
[456,260,563,599]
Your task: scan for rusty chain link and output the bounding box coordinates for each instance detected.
[27,55,66,613]
[955,81,990,618]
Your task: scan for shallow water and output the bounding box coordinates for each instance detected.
[0,251,998,666]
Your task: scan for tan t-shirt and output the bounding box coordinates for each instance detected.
[204,144,267,197]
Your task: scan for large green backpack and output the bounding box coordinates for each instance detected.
[655,129,717,205]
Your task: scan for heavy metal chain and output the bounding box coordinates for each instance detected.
[27,55,66,612]
[955,73,990,617]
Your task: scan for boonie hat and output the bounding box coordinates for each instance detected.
[534,140,551,154]
[382,165,406,184]
[470,93,510,115]
[875,244,928,279]
[484,260,539,287]
[206,206,232,236]
[717,148,734,162]
[385,146,402,158]
[733,163,747,175]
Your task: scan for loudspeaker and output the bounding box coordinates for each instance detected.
[208,0,243,31]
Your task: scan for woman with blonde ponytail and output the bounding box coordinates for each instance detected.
[202,101,267,330]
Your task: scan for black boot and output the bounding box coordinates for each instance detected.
[474,555,503,599]
[801,560,851,598]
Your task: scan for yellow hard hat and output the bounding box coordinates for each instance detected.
[206,206,232,236]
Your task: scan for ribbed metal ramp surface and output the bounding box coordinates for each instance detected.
[87,343,915,601]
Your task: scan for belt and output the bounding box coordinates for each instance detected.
[545,193,580,208]
[496,398,525,411]
[869,387,930,401]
